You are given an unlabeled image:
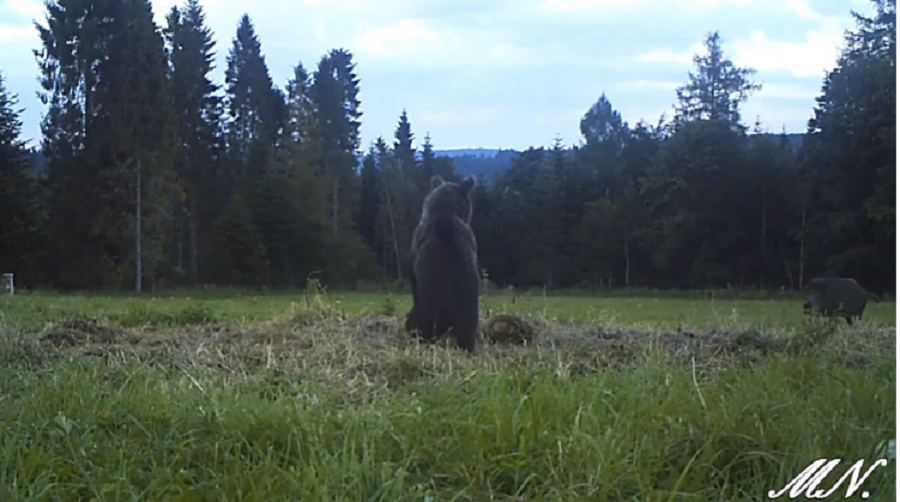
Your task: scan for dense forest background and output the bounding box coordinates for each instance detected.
[0,0,895,294]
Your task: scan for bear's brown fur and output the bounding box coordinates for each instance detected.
[405,175,480,352]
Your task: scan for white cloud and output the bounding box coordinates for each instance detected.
[300,0,427,18]
[637,44,704,64]
[634,0,851,79]
[148,0,226,28]
[313,15,328,43]
[783,0,821,20]
[0,23,34,42]
[732,18,847,78]
[756,82,821,99]
[540,0,761,13]
[302,0,517,20]
[615,79,683,90]
[539,0,841,14]
[486,43,538,65]
[488,44,511,59]
[4,0,43,18]
[540,0,632,13]
[420,107,504,125]
[350,19,542,69]
[850,0,875,13]
[353,18,443,58]
[558,107,590,122]
[303,0,368,7]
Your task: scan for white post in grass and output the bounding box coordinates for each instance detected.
[1,273,13,295]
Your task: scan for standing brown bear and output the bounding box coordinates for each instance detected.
[405,175,480,352]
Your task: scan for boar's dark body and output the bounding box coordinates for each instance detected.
[803,277,878,324]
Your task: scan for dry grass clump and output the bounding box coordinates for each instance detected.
[40,315,127,346]
[264,279,348,328]
[480,314,544,345]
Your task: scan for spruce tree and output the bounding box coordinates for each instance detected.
[0,72,37,282]
[674,31,761,127]
[164,0,220,283]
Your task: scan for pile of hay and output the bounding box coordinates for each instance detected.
[480,314,545,345]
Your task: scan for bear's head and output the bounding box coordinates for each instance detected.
[421,175,476,224]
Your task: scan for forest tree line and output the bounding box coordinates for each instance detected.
[0,0,895,294]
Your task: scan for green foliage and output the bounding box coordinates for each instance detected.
[796,0,895,291]
[577,197,621,285]
[644,120,750,286]
[379,295,397,316]
[215,193,268,286]
[321,229,381,287]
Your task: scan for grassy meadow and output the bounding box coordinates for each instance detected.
[0,285,895,500]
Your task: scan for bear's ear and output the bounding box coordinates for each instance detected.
[431,175,444,189]
[459,175,476,193]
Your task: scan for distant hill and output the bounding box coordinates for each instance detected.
[437,148,520,179]
[433,148,501,158]
[354,148,522,179]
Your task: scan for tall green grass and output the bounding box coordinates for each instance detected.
[0,355,893,500]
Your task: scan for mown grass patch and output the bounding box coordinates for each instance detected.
[0,288,894,500]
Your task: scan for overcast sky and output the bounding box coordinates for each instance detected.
[0,0,876,151]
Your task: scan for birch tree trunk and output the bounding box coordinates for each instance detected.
[135,158,143,295]
[760,186,767,288]
[383,183,402,280]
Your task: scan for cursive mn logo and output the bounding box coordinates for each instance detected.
[767,458,889,499]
